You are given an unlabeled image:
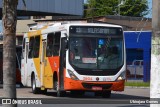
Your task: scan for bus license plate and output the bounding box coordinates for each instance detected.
[92,86,102,90]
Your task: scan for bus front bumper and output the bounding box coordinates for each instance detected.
[64,77,125,91]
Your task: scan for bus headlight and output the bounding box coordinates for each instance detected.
[68,69,79,80]
[117,71,126,81]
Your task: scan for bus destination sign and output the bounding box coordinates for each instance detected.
[70,26,122,35]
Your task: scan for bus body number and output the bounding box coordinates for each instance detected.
[83,77,92,81]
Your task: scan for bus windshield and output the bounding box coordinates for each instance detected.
[69,37,123,70]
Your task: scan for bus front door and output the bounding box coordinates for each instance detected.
[21,40,29,86]
[57,37,67,96]
[40,41,46,89]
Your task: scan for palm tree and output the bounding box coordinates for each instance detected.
[2,0,18,107]
[2,0,26,107]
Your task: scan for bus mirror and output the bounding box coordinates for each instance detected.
[64,37,68,50]
[65,40,68,50]
[63,33,68,50]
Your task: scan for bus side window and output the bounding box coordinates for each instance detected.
[33,36,40,58]
[28,37,34,58]
[46,33,54,57]
[22,38,25,59]
[53,32,60,56]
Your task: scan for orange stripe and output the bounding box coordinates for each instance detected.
[64,77,125,91]
[48,56,60,73]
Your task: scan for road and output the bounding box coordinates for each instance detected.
[0,86,150,107]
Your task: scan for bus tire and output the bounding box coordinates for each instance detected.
[70,91,85,97]
[95,91,102,96]
[77,91,85,96]
[31,73,40,94]
[57,90,66,97]
[53,76,66,97]
[53,73,58,90]
[54,79,58,90]
[41,89,47,94]
[102,91,111,98]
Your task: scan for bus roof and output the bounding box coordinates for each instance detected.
[29,23,123,31]
[65,23,122,28]
[25,23,123,37]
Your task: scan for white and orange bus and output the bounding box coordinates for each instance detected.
[21,23,126,98]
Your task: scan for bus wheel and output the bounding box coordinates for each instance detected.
[57,90,66,97]
[70,91,85,97]
[102,91,111,98]
[31,74,40,94]
[41,89,47,94]
[95,91,102,96]
[77,91,85,96]
[54,80,58,90]
[54,80,66,97]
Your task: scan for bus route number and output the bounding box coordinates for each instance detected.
[83,77,92,81]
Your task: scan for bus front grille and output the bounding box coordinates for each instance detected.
[82,83,112,90]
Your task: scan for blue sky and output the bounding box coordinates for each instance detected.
[146,0,152,18]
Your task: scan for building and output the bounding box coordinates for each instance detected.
[90,15,152,31]
[0,0,83,17]
[0,0,84,45]
[125,31,151,82]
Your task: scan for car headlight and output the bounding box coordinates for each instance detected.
[68,69,79,80]
[116,71,126,81]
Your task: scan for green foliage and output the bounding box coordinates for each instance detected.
[84,0,149,18]
[120,0,148,17]
[125,81,150,87]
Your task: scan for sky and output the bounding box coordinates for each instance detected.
[146,0,152,18]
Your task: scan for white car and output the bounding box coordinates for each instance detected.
[127,60,143,76]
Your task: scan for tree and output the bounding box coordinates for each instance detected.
[120,0,148,17]
[84,0,149,18]
[84,0,117,18]
[2,0,18,107]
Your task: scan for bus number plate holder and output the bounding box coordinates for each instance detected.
[92,86,102,90]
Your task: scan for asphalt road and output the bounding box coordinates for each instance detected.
[0,86,150,107]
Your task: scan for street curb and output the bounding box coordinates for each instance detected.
[125,86,150,89]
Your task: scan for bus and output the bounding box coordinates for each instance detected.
[21,23,126,98]
[0,45,22,84]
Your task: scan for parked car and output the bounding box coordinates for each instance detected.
[127,60,143,78]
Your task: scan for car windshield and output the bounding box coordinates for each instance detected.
[69,37,123,70]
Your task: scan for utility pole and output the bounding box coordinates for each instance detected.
[151,0,160,106]
[118,0,125,16]
[118,0,121,15]
[2,0,18,107]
